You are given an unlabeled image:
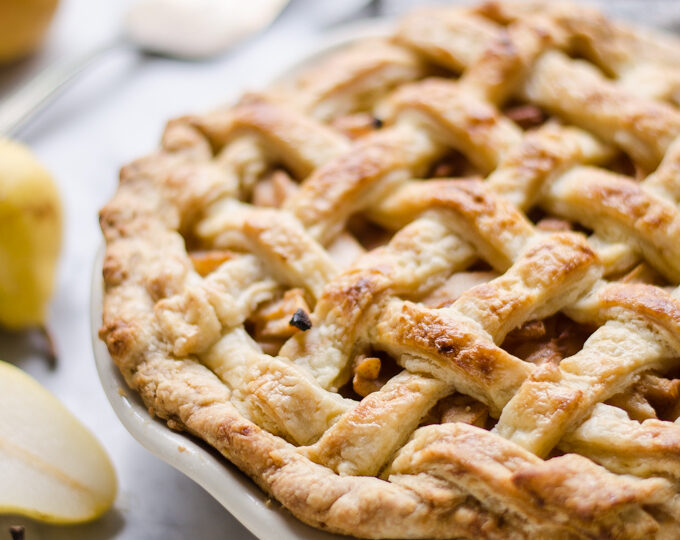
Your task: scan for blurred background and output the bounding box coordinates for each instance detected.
[0,0,678,539]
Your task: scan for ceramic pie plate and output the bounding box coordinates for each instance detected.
[90,20,390,540]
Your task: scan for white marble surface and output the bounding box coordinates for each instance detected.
[1,1,678,539]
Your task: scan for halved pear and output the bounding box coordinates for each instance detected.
[0,361,117,523]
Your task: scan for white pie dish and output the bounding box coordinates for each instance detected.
[90,20,390,540]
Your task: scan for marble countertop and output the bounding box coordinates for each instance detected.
[0,1,678,539]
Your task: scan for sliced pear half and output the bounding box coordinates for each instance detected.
[0,361,117,523]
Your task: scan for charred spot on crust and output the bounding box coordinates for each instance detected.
[372,116,384,129]
[289,308,312,331]
[238,424,255,436]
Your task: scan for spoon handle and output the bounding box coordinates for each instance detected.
[0,39,120,138]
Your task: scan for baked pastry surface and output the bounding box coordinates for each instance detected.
[99,2,680,538]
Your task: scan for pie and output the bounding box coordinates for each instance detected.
[98,1,680,538]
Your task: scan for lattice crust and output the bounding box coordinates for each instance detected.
[99,2,680,538]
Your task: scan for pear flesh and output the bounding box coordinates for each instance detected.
[0,361,117,523]
[0,138,62,330]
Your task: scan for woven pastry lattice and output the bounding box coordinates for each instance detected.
[100,2,680,538]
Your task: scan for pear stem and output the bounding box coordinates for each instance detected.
[9,525,25,540]
[39,325,57,369]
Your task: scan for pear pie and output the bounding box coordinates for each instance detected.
[99,2,680,538]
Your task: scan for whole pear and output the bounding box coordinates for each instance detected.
[0,0,60,64]
[0,139,62,330]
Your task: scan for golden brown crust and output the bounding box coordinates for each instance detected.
[100,2,680,538]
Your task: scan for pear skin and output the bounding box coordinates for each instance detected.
[0,0,60,64]
[0,139,62,330]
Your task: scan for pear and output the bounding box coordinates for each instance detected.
[0,360,117,522]
[0,0,60,64]
[0,139,62,330]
